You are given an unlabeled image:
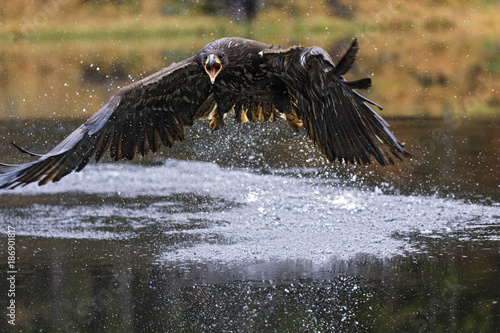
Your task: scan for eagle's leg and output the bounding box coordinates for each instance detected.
[285,113,303,131]
[209,113,225,131]
[212,91,235,131]
[274,85,302,131]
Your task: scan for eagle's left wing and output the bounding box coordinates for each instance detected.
[0,56,214,189]
[263,39,410,165]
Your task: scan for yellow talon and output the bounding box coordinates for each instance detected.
[209,113,225,131]
[286,115,303,131]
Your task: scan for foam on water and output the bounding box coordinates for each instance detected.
[1,160,498,263]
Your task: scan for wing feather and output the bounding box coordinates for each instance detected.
[264,40,410,165]
[0,57,211,189]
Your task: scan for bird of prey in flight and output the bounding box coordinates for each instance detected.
[0,37,410,189]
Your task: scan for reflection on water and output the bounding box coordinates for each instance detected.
[0,236,498,332]
[0,41,499,331]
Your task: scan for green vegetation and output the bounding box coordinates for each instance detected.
[0,0,498,118]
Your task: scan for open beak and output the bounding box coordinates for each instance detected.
[205,54,222,84]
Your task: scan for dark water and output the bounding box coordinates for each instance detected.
[0,116,499,332]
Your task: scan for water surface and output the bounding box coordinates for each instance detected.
[0,117,499,332]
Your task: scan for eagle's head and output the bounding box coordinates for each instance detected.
[202,52,227,84]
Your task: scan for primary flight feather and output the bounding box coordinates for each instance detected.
[0,37,410,189]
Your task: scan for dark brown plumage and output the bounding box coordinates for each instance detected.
[0,37,410,189]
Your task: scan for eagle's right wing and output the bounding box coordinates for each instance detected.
[264,39,411,165]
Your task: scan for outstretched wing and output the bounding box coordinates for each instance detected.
[264,39,410,165]
[0,57,214,189]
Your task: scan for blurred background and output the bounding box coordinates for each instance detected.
[0,0,499,120]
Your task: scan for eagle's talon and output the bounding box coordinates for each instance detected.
[286,115,303,131]
[209,114,225,131]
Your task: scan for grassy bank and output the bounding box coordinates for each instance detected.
[0,0,498,119]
